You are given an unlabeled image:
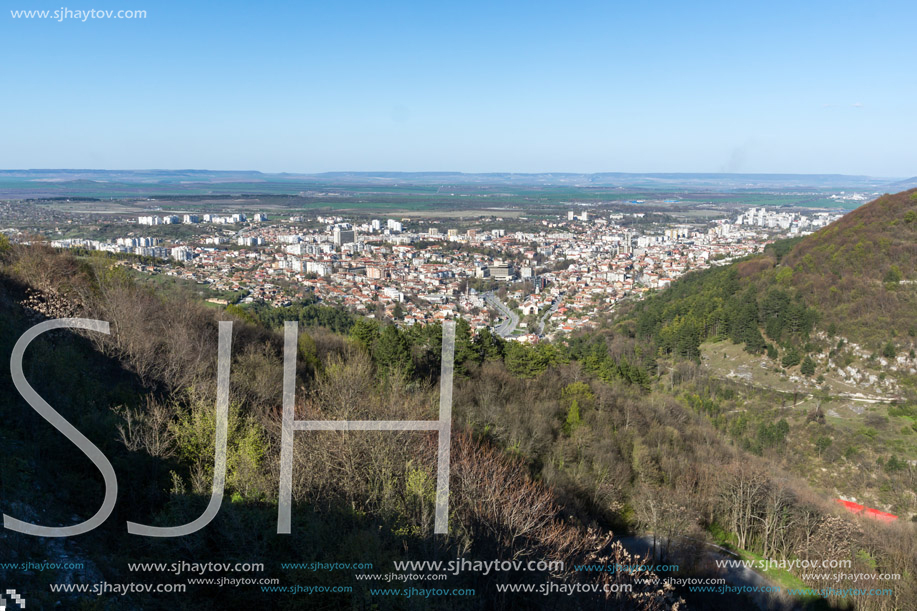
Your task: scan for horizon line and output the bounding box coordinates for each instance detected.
[0,168,907,180]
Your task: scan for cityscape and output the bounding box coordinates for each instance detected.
[38,204,846,342]
[2,0,916,609]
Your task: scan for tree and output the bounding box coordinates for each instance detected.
[375,324,414,381]
[744,327,767,354]
[504,341,564,378]
[350,318,380,353]
[504,342,537,378]
[561,382,592,436]
[633,484,693,563]
[775,266,794,286]
[757,419,789,450]
[473,327,505,362]
[882,342,896,359]
[453,318,476,365]
[297,331,321,374]
[800,356,816,376]
[562,400,581,436]
[719,464,769,550]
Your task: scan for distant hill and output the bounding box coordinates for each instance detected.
[886,176,917,190]
[0,169,905,198]
[295,171,898,189]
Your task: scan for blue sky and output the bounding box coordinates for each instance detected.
[1,0,915,175]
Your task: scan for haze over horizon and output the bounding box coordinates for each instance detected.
[2,0,915,176]
[0,168,909,179]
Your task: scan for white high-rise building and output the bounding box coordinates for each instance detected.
[306,261,332,276]
[170,247,193,261]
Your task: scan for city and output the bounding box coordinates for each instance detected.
[38,204,845,342]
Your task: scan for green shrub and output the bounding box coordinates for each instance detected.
[883,455,906,473]
[883,265,902,284]
[782,348,801,368]
[815,436,832,455]
[172,397,267,499]
[775,266,793,285]
[224,303,258,325]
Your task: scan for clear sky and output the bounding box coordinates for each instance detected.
[1,0,915,176]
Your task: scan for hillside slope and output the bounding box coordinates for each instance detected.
[0,246,678,611]
[781,188,917,344]
[630,189,917,361]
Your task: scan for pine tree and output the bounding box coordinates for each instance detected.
[882,342,896,359]
[800,356,816,376]
[350,318,380,353]
[375,324,414,380]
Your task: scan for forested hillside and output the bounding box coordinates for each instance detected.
[629,189,917,356]
[2,233,916,610]
[782,189,917,344]
[0,242,676,610]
